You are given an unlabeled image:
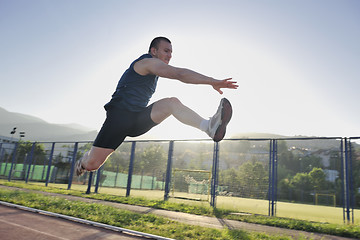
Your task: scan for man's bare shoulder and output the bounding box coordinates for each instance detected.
[134,57,167,76]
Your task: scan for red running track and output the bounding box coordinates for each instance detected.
[0,204,166,240]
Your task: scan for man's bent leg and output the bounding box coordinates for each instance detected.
[150,97,232,142]
[76,146,114,176]
[151,97,204,128]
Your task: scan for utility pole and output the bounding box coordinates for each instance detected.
[10,127,16,142]
[19,132,25,140]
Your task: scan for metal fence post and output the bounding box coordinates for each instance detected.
[0,143,3,174]
[348,140,354,224]
[344,138,350,223]
[8,142,19,182]
[210,142,220,207]
[45,142,56,186]
[126,141,136,197]
[95,166,103,193]
[340,138,345,223]
[0,142,2,160]
[268,139,278,216]
[86,172,93,194]
[268,139,273,216]
[67,142,78,190]
[25,142,36,183]
[164,141,174,201]
[343,138,353,223]
[273,140,278,215]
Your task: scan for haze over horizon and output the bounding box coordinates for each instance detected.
[1,0,359,140]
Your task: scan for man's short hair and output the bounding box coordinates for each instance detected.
[148,37,171,53]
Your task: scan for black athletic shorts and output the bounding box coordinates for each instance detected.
[93,104,158,150]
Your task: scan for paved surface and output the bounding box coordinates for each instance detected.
[0,185,356,239]
[0,204,152,240]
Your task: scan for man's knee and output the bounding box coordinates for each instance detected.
[166,97,182,110]
[151,97,184,123]
[156,97,181,113]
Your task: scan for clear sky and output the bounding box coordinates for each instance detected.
[1,0,359,140]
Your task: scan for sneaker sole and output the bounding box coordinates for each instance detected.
[75,160,86,176]
[213,98,232,142]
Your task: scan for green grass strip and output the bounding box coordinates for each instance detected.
[2,180,359,238]
[0,188,302,240]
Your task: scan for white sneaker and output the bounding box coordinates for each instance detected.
[75,159,86,176]
[207,98,233,142]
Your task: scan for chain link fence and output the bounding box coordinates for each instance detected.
[1,137,359,223]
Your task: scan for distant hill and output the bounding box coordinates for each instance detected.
[0,107,97,142]
[0,107,358,150]
[231,132,288,139]
[230,132,360,150]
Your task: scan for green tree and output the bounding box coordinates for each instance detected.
[237,161,268,199]
[278,177,292,201]
[277,141,297,174]
[309,167,326,192]
[135,144,167,175]
[17,141,46,164]
[290,172,312,202]
[219,168,239,193]
[291,172,312,191]
[105,151,128,172]
[351,146,360,206]
[289,167,328,203]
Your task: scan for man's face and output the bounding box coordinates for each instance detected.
[151,40,172,64]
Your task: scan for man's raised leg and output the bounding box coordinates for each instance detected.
[150,97,232,142]
[150,97,203,128]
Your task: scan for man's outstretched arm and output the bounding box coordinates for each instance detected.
[134,58,238,94]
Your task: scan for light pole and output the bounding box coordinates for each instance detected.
[19,132,25,140]
[10,127,16,142]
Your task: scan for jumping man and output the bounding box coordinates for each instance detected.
[76,37,238,176]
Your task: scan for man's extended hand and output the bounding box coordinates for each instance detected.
[212,78,238,94]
